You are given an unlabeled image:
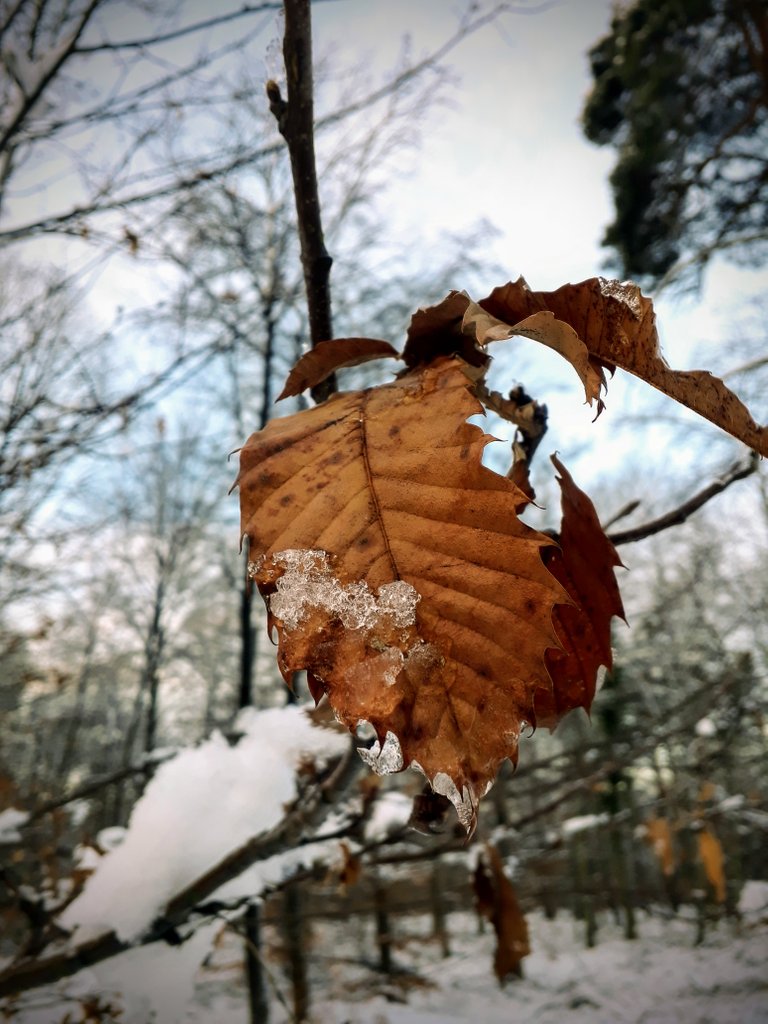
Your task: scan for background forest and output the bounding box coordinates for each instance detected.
[1,1,767,1022]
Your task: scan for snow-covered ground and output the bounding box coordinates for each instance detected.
[8,903,766,1023]
[310,910,768,1024]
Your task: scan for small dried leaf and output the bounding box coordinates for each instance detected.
[402,291,489,369]
[473,844,530,983]
[277,338,400,401]
[337,841,362,888]
[535,455,625,726]
[698,826,726,903]
[464,299,605,409]
[644,816,676,877]
[480,277,768,456]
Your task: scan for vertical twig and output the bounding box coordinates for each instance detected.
[268,0,336,402]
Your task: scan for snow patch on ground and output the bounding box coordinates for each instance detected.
[313,911,768,1024]
[739,880,768,924]
[0,807,28,844]
[7,908,767,1023]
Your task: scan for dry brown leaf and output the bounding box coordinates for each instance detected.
[402,290,605,409]
[473,843,530,983]
[480,277,768,456]
[336,841,362,889]
[463,299,605,409]
[698,826,727,903]
[237,356,567,830]
[698,780,718,803]
[277,337,400,401]
[534,455,625,727]
[644,816,676,877]
[407,786,454,835]
[401,290,488,369]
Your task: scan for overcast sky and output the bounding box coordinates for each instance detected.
[316,0,617,289]
[301,0,765,497]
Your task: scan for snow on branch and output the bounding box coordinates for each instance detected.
[59,706,348,942]
[0,706,354,998]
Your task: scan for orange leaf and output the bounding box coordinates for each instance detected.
[644,816,676,877]
[277,338,400,401]
[464,298,605,409]
[698,826,726,903]
[535,455,625,727]
[237,357,567,829]
[336,841,362,888]
[480,277,768,456]
[473,843,530,983]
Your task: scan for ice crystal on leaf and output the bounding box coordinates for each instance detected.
[268,549,420,632]
[358,730,404,775]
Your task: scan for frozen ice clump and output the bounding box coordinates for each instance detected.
[378,580,421,628]
[247,555,265,578]
[432,772,477,832]
[268,549,420,633]
[358,730,404,775]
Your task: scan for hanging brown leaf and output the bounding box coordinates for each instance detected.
[480,277,768,456]
[237,356,567,830]
[277,337,400,401]
[644,816,676,877]
[464,298,606,410]
[473,843,530,983]
[698,826,727,903]
[534,455,625,726]
[336,841,362,889]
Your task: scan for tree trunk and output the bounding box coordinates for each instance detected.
[244,904,269,1024]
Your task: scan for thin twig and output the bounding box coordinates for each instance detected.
[267,0,336,402]
[602,499,641,530]
[21,751,176,825]
[721,354,768,380]
[608,452,759,546]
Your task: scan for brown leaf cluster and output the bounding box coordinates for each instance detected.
[479,277,768,456]
[237,274,766,827]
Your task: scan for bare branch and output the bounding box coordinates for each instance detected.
[722,353,768,380]
[608,452,759,546]
[74,2,285,53]
[0,0,103,157]
[22,753,177,826]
